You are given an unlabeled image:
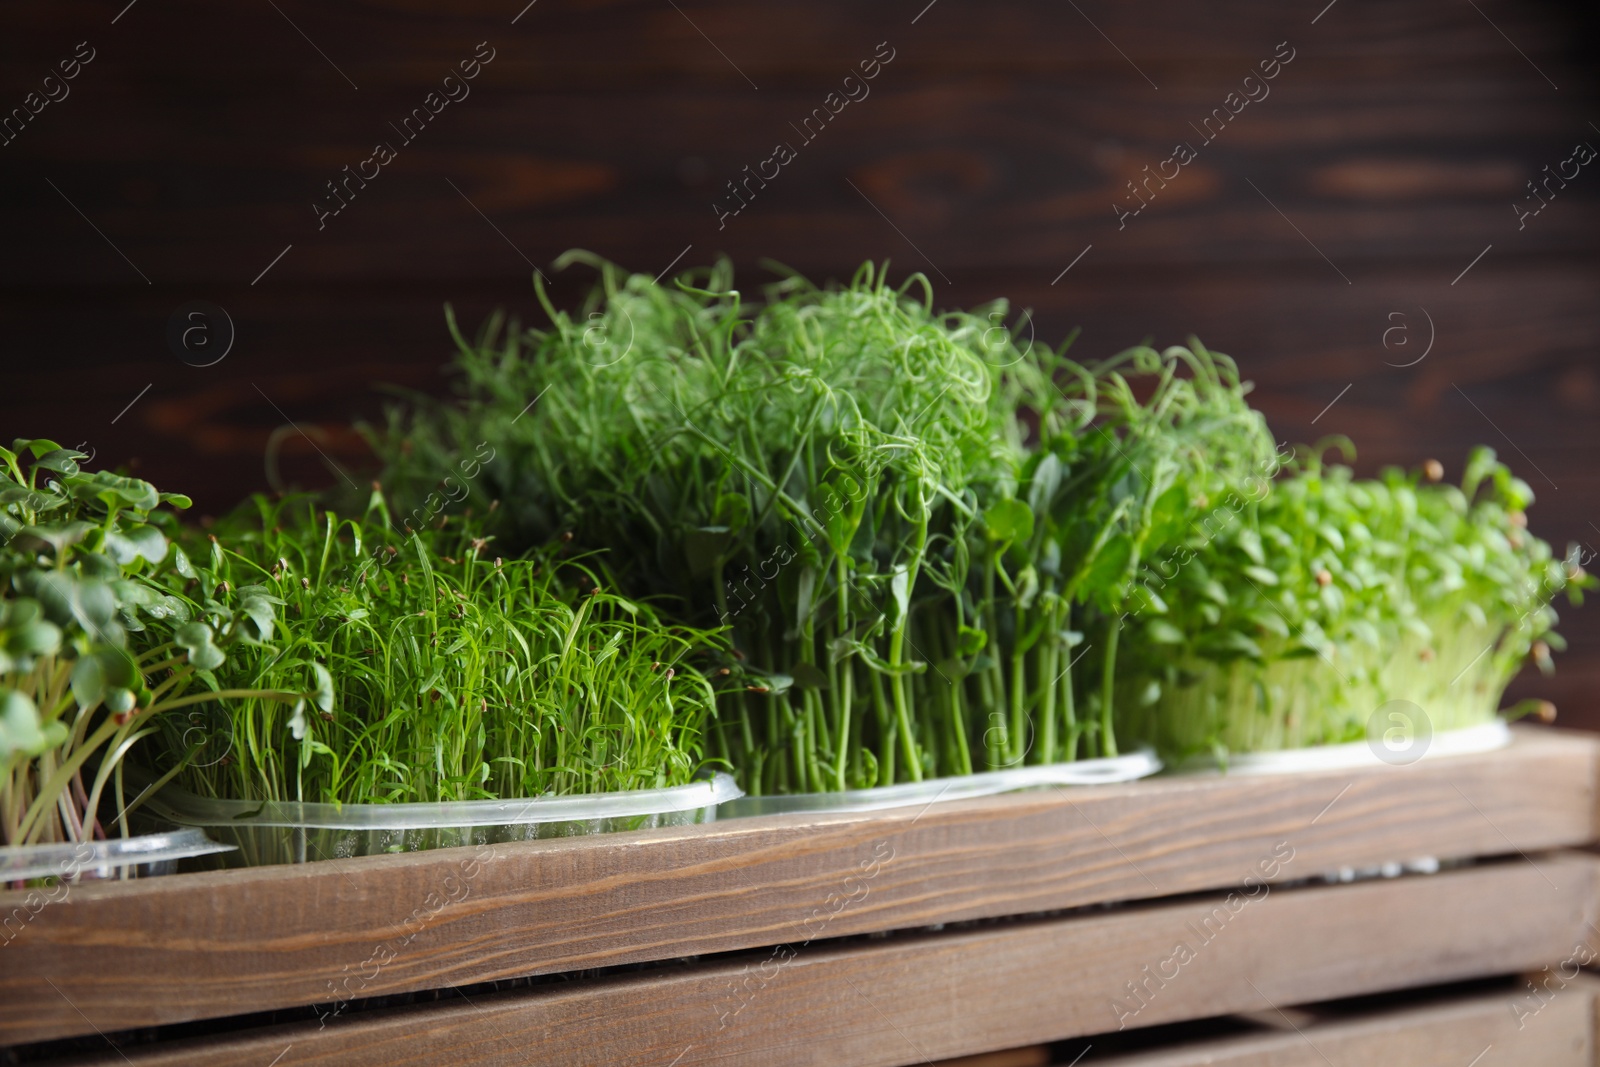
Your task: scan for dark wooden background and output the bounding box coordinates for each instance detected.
[2,1,1597,722]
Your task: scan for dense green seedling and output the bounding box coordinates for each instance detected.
[979,341,1282,766]
[372,257,1281,791]
[1115,442,1590,761]
[143,490,727,805]
[373,258,1014,791]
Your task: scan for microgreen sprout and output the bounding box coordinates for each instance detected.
[145,489,727,806]
[1115,442,1591,761]
[1,440,295,851]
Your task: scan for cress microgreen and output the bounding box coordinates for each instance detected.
[1114,442,1591,761]
[1,440,297,850]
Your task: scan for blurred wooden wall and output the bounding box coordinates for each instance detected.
[2,0,1597,718]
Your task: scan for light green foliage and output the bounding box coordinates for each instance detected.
[1116,442,1590,760]
[146,490,727,805]
[372,258,1280,791]
[366,256,1583,787]
[373,259,1016,791]
[993,341,1281,763]
[16,267,1578,817]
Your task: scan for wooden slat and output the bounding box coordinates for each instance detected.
[47,855,1600,1066]
[0,2,1591,290]
[1063,977,1600,1066]
[0,0,1577,110]
[2,726,1595,1046]
[7,81,1595,287]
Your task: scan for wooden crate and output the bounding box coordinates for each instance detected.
[972,976,1600,1066]
[5,725,1599,1064]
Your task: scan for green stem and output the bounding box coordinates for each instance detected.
[1009,602,1028,767]
[871,668,894,784]
[831,555,852,791]
[1038,603,1059,765]
[1100,614,1121,758]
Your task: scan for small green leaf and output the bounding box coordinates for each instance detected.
[239,593,277,643]
[1241,565,1280,586]
[1461,445,1497,501]
[310,662,334,712]
[0,486,62,510]
[957,624,988,657]
[790,661,830,689]
[983,498,1034,545]
[105,524,168,565]
[1015,565,1040,610]
[71,651,114,709]
[1027,453,1063,516]
[19,439,65,459]
[1215,631,1264,660]
[820,468,868,555]
[32,449,83,476]
[76,470,161,511]
[749,670,793,695]
[0,689,68,760]
[1235,528,1265,566]
[175,621,226,670]
[13,521,96,554]
[0,599,61,659]
[288,698,310,741]
[1128,583,1168,615]
[1145,620,1186,644]
[890,564,911,621]
[1248,610,1290,638]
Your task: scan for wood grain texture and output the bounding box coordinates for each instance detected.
[46,856,1600,1066]
[1063,978,1600,1066]
[2,726,1595,1046]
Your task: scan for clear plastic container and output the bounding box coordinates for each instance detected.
[0,829,235,885]
[718,750,1162,818]
[137,773,744,867]
[1168,719,1512,777]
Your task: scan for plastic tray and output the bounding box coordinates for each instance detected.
[718,750,1163,818]
[1169,719,1513,777]
[1,829,235,885]
[138,773,744,867]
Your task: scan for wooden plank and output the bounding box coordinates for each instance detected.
[5,81,1594,288]
[2,726,1595,1046]
[1,1,1592,290]
[44,856,1600,1066]
[1061,977,1600,1065]
[1,0,1577,90]
[930,1049,1049,1067]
